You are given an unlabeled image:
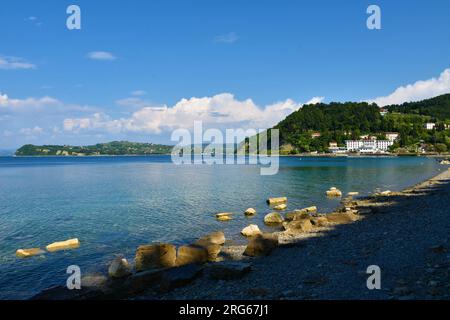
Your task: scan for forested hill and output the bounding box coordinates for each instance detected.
[271,95,450,153]
[15,141,173,156]
[274,102,384,150]
[275,102,382,136]
[386,93,450,120]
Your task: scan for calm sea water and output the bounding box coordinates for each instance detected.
[0,155,444,299]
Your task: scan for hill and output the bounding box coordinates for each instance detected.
[15,141,173,156]
[386,93,450,120]
[271,95,450,154]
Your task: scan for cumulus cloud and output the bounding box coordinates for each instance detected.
[213,32,239,44]
[87,51,117,61]
[64,93,324,134]
[0,56,36,70]
[368,68,450,106]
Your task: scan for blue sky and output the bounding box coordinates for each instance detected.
[1,0,450,148]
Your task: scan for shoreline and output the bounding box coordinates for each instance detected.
[28,165,450,300]
[152,167,450,300]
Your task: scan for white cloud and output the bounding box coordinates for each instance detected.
[131,90,147,96]
[20,126,43,135]
[0,92,60,108]
[0,56,36,70]
[368,68,450,106]
[213,32,239,44]
[64,93,324,134]
[87,51,117,61]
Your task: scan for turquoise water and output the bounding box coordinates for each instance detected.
[0,156,444,299]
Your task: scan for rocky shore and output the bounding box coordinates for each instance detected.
[31,168,450,300]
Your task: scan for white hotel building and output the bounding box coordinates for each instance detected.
[345,139,394,153]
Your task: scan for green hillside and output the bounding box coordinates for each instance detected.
[386,93,450,120]
[271,94,450,154]
[15,141,173,156]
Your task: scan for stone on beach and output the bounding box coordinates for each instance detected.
[108,257,131,278]
[81,274,107,288]
[285,210,309,221]
[194,232,225,261]
[326,188,342,197]
[283,219,314,233]
[241,224,262,237]
[264,212,284,225]
[285,206,317,221]
[46,238,80,252]
[244,233,279,257]
[16,248,45,258]
[267,197,287,205]
[348,192,359,196]
[135,243,177,271]
[312,216,329,227]
[244,208,257,216]
[273,203,287,210]
[176,245,209,266]
[325,211,359,224]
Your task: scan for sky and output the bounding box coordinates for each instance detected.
[0,0,450,149]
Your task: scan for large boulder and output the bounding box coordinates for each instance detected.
[16,248,45,258]
[46,238,80,252]
[311,216,329,227]
[283,219,314,234]
[244,208,257,216]
[194,231,225,261]
[194,240,222,262]
[197,231,225,245]
[243,233,279,257]
[267,197,287,205]
[135,243,177,271]
[264,212,284,225]
[241,224,262,237]
[108,257,131,278]
[176,245,208,266]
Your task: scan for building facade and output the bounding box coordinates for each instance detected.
[345,139,394,153]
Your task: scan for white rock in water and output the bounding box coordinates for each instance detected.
[326,188,342,197]
[267,197,287,205]
[241,224,262,237]
[46,238,80,252]
[16,248,45,258]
